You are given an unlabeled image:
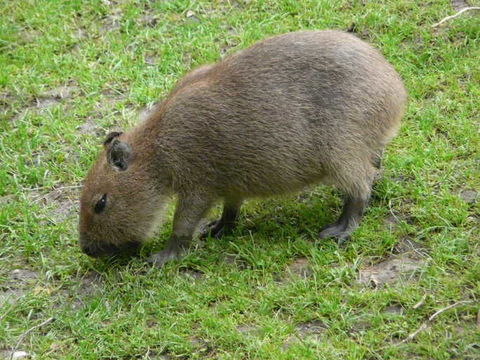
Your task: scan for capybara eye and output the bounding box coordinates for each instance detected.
[94,194,107,214]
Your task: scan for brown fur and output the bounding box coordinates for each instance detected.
[79,30,407,264]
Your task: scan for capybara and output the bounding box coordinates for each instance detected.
[79,30,407,266]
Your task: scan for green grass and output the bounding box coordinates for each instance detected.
[1,0,479,359]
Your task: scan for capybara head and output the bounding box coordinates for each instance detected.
[79,132,166,258]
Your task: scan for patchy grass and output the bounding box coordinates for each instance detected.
[1,0,479,359]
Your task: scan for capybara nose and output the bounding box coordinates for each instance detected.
[81,243,99,258]
[79,233,95,257]
[80,239,140,258]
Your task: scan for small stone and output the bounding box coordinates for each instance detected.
[384,304,403,314]
[460,189,477,204]
[185,10,200,22]
[11,351,30,359]
[0,350,30,360]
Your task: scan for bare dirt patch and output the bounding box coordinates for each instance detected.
[189,336,213,356]
[384,304,404,315]
[0,268,39,305]
[76,118,102,135]
[179,268,204,280]
[34,83,80,110]
[222,254,247,270]
[76,105,125,136]
[28,186,79,224]
[140,14,159,27]
[10,84,80,123]
[41,84,80,101]
[357,253,426,288]
[79,88,129,132]
[283,320,327,348]
[66,271,103,309]
[345,23,372,40]
[223,254,237,265]
[0,92,15,114]
[286,257,312,279]
[236,324,259,336]
[460,189,477,204]
[36,97,60,109]
[156,353,175,360]
[0,194,15,206]
[0,289,27,306]
[99,88,126,108]
[99,8,122,34]
[219,29,239,56]
[383,214,400,230]
[144,54,159,66]
[451,0,470,11]
[349,317,372,334]
[295,320,327,337]
[383,211,413,231]
[9,269,38,281]
[78,271,102,295]
[393,237,428,259]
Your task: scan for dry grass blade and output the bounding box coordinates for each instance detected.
[412,294,427,310]
[432,7,480,27]
[395,301,472,346]
[10,317,55,360]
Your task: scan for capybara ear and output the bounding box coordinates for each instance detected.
[103,131,124,146]
[106,139,132,171]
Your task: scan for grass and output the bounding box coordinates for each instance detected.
[0,0,479,359]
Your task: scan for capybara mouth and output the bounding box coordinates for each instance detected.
[81,241,141,258]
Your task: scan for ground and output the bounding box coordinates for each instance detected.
[0,0,479,359]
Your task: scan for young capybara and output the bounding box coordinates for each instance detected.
[79,30,407,266]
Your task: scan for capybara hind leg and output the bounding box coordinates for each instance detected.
[201,198,243,239]
[319,195,369,244]
[319,164,374,243]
